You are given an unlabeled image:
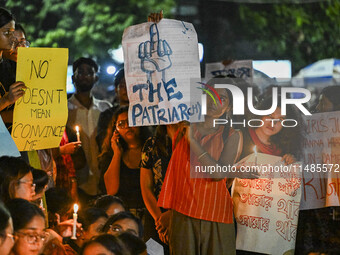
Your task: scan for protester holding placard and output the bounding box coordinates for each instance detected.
[158,77,243,255]
[0,8,26,119]
[237,96,300,164]
[295,85,340,254]
[66,57,111,206]
[2,23,29,63]
[233,96,302,255]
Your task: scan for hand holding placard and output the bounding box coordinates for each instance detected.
[138,23,172,75]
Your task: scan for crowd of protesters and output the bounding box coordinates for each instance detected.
[0,7,340,255]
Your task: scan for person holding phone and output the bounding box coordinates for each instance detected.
[99,106,150,221]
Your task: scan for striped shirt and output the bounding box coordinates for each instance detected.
[158,126,237,224]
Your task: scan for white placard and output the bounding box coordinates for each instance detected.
[122,19,201,126]
[232,153,301,255]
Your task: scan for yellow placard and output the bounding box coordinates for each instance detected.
[12,47,69,151]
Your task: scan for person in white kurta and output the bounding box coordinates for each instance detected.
[67,57,111,201]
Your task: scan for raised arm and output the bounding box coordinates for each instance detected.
[186,124,243,180]
[104,131,123,195]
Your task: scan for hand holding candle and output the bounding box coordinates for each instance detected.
[75,126,80,142]
[71,203,79,239]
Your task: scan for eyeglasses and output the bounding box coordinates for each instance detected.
[18,180,36,188]
[116,119,129,130]
[17,40,30,47]
[15,231,49,244]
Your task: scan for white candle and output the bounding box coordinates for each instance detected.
[71,203,78,239]
[253,145,258,165]
[75,126,80,142]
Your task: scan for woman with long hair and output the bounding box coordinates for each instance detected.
[6,199,48,255]
[234,95,302,255]
[0,156,35,203]
[0,7,26,113]
[99,106,149,216]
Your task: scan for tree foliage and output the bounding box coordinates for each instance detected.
[237,0,340,72]
[5,0,175,63]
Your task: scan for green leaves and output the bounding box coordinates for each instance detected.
[238,1,340,73]
[6,0,175,62]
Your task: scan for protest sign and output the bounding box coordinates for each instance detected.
[232,153,301,255]
[122,19,201,126]
[12,48,68,151]
[205,60,253,80]
[0,116,20,157]
[300,111,340,210]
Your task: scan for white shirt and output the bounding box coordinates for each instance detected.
[67,95,111,195]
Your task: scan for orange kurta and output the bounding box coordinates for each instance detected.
[158,126,234,224]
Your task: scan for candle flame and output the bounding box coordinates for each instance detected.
[75,126,79,132]
[253,145,257,153]
[74,203,79,213]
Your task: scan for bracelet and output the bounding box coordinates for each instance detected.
[198,151,208,160]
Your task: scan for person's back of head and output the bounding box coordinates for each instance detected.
[32,169,48,195]
[320,86,340,111]
[45,187,73,224]
[118,232,146,255]
[114,68,125,89]
[80,234,131,255]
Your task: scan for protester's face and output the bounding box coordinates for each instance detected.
[206,88,230,118]
[82,243,115,255]
[0,21,15,50]
[72,63,98,92]
[116,112,140,142]
[108,218,139,237]
[106,203,125,217]
[315,94,333,113]
[117,77,129,104]
[83,217,107,241]
[0,218,15,255]
[14,30,26,48]
[258,107,284,137]
[14,172,35,201]
[13,216,46,255]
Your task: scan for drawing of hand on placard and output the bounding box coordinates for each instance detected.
[138,23,172,82]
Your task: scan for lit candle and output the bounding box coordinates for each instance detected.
[253,145,258,165]
[71,203,79,239]
[75,126,80,142]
